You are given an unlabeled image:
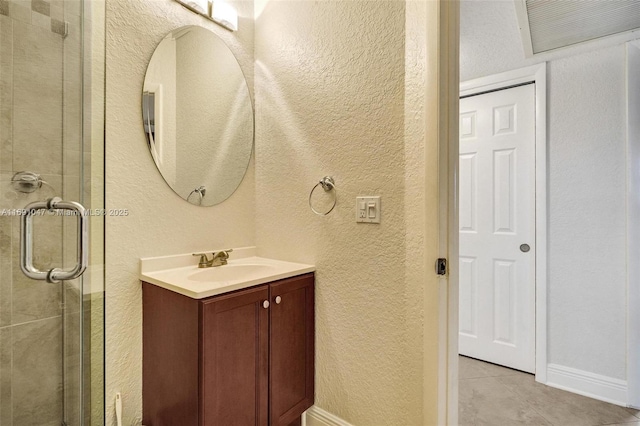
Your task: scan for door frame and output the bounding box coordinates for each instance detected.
[432,1,459,425]
[456,63,549,383]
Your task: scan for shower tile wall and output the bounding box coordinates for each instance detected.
[0,0,83,425]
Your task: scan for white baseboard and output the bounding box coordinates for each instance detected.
[546,364,628,406]
[304,406,353,426]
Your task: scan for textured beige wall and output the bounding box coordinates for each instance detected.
[106,0,444,424]
[254,1,434,423]
[105,1,255,424]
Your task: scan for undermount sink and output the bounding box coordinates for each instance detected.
[139,247,315,299]
[188,263,276,282]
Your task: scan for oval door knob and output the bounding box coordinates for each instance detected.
[520,244,531,253]
[275,296,282,304]
[262,300,270,309]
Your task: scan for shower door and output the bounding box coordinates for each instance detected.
[0,0,104,425]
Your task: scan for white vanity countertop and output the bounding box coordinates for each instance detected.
[139,247,315,299]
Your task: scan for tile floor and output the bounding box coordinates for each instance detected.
[459,356,640,426]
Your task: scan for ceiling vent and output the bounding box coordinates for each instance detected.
[514,0,640,55]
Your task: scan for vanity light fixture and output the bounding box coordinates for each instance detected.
[173,0,238,32]
[175,0,209,15]
[211,1,238,32]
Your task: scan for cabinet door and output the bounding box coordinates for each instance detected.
[269,274,315,426]
[201,285,269,426]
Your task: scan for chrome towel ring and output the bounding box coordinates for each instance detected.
[309,176,337,216]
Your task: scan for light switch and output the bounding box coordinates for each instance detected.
[356,196,381,223]
[367,203,376,218]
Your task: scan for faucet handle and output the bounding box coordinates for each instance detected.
[213,249,233,259]
[192,253,211,267]
[211,249,233,266]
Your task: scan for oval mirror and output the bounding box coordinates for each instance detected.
[142,26,253,206]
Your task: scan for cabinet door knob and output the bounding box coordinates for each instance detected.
[262,300,270,309]
[275,296,282,304]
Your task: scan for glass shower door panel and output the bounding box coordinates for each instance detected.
[63,1,105,424]
[0,0,104,424]
[62,0,84,423]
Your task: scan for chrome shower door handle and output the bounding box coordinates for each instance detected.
[20,197,88,283]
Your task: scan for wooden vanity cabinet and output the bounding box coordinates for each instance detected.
[143,273,315,426]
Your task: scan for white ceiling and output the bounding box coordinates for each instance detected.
[521,0,640,54]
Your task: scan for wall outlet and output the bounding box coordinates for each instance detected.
[356,196,381,223]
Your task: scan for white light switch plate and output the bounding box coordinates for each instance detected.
[356,196,381,223]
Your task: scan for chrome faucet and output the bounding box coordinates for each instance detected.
[192,249,233,268]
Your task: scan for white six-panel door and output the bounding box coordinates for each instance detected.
[458,84,536,373]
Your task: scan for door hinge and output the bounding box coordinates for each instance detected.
[436,258,447,276]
